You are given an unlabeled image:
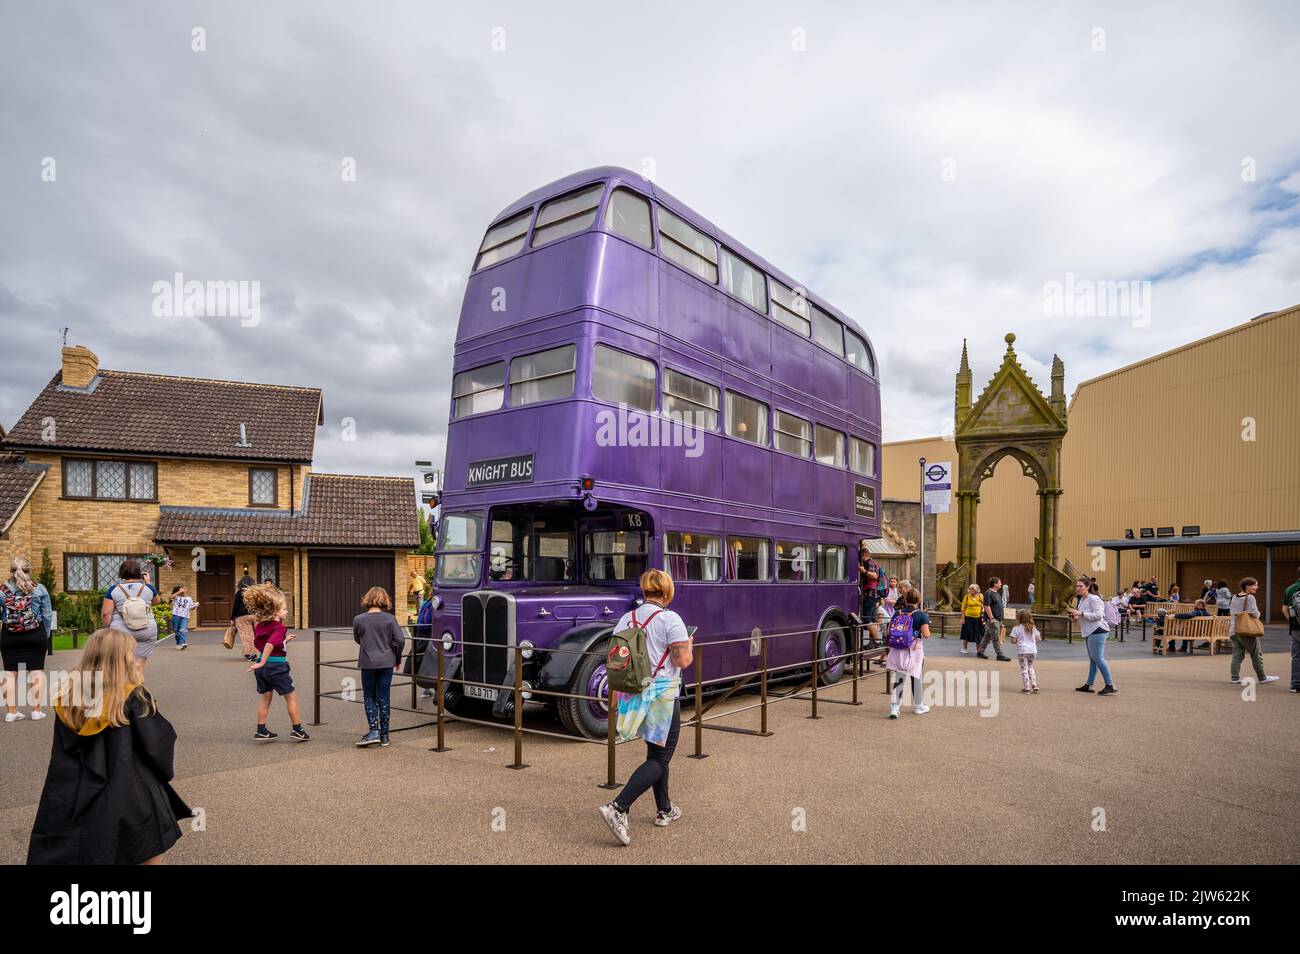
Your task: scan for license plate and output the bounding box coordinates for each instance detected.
[465,684,498,701]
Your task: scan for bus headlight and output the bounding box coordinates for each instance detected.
[521,681,534,701]
[519,640,535,660]
[441,632,454,652]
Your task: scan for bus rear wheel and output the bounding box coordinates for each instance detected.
[818,623,849,685]
[557,641,610,740]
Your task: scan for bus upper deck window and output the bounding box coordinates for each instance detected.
[773,410,812,458]
[814,424,845,468]
[474,210,531,271]
[770,280,811,337]
[658,207,718,284]
[605,188,653,249]
[531,184,604,249]
[662,369,719,431]
[725,391,768,446]
[845,328,876,376]
[451,361,505,419]
[510,345,576,406]
[720,248,768,314]
[593,344,656,411]
[850,436,876,477]
[811,306,845,356]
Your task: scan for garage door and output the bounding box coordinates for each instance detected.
[308,553,395,628]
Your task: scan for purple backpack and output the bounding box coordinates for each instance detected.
[887,610,916,650]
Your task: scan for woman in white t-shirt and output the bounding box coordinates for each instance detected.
[599,569,692,846]
[1010,608,1042,693]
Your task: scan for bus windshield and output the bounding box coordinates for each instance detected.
[489,510,575,583]
[436,512,485,586]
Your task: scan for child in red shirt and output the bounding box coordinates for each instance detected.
[242,583,309,742]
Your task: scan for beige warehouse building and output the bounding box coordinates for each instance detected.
[883,303,1300,618]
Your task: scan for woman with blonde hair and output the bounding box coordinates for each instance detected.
[599,569,693,846]
[959,583,983,655]
[2,556,53,722]
[27,628,191,864]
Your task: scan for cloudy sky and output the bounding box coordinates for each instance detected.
[2,0,1298,482]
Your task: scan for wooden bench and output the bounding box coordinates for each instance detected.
[1155,614,1231,655]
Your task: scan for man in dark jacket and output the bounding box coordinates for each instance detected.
[977,577,1011,661]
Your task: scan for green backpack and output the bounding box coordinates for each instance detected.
[605,608,667,694]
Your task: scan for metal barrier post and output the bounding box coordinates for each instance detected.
[808,631,821,720]
[688,648,707,759]
[759,633,771,737]
[311,628,321,726]
[431,644,449,752]
[410,630,418,710]
[850,624,862,706]
[508,644,528,770]
[600,683,619,789]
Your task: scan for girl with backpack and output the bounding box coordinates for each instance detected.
[599,569,692,846]
[2,556,53,723]
[101,559,160,676]
[887,588,930,718]
[27,627,192,864]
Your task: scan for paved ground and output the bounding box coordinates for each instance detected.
[1,626,1296,864]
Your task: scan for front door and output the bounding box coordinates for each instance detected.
[197,555,236,626]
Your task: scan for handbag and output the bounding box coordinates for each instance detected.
[1234,612,1265,638]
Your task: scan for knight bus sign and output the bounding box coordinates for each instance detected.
[423,167,883,739]
[467,454,534,487]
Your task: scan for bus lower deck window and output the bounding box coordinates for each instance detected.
[664,531,721,581]
[816,544,848,582]
[727,536,771,582]
[775,542,813,581]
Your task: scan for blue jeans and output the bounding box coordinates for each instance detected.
[361,667,395,736]
[171,615,189,646]
[1084,631,1113,687]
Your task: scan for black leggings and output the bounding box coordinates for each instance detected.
[614,700,681,814]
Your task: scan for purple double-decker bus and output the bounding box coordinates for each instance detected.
[419,167,881,738]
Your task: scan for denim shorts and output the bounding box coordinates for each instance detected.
[254,660,294,696]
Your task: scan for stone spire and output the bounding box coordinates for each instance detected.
[954,338,972,430]
[1050,353,1066,420]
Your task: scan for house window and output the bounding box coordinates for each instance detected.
[63,459,158,502]
[250,468,278,506]
[65,553,155,592]
[258,555,280,586]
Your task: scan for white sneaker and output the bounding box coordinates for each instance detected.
[654,804,682,827]
[913,704,930,715]
[4,712,25,723]
[598,802,630,846]
[1260,675,1280,684]
[30,710,47,721]
[888,704,900,719]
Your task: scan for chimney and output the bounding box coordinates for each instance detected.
[61,345,100,389]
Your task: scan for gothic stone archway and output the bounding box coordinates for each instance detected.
[952,334,1068,609]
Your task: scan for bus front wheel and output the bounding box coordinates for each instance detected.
[558,642,610,740]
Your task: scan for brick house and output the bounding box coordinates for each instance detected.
[0,345,419,628]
